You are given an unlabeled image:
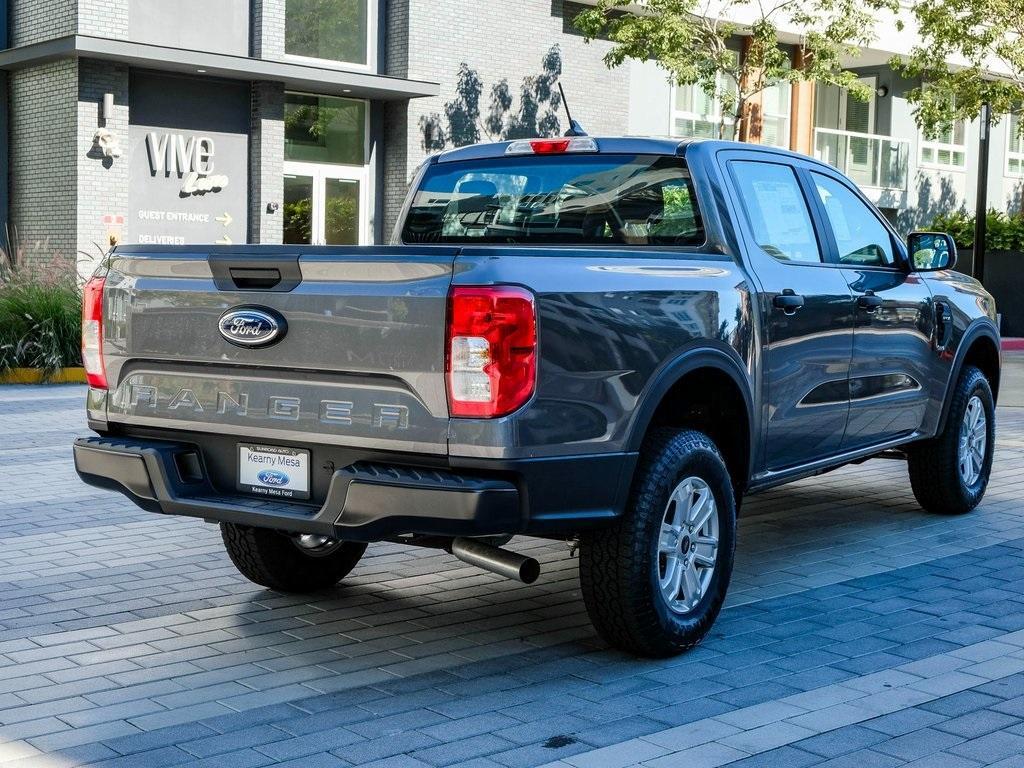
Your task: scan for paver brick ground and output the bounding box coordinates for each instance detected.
[1,361,1023,767]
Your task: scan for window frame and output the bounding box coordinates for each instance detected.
[758,78,792,149]
[283,91,371,167]
[726,158,827,265]
[805,168,904,272]
[669,75,737,141]
[282,0,378,72]
[919,120,968,171]
[1007,112,1024,178]
[398,154,709,250]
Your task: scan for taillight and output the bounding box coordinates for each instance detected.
[446,286,537,418]
[505,137,598,155]
[81,276,107,389]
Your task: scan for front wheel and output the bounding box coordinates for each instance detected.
[907,365,995,515]
[221,523,367,593]
[579,428,737,657]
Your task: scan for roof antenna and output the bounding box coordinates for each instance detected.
[558,82,588,137]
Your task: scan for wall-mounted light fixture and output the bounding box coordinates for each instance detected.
[102,93,114,124]
[876,85,889,98]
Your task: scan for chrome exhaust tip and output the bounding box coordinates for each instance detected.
[450,537,540,584]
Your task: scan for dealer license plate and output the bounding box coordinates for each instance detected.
[237,444,310,500]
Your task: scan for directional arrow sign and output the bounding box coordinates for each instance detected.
[216,235,233,245]
[215,212,233,227]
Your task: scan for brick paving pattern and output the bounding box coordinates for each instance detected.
[1,383,1023,767]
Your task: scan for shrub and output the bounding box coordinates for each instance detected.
[930,210,1024,252]
[0,252,82,378]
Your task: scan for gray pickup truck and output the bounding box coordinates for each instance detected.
[74,137,1000,656]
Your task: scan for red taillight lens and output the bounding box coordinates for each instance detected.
[446,286,537,418]
[530,138,571,154]
[81,276,107,389]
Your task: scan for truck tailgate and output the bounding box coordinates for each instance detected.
[100,246,459,454]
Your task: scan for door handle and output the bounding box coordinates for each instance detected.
[856,292,883,311]
[772,290,804,315]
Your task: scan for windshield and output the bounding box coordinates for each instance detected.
[401,154,704,246]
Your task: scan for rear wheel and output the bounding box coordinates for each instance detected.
[907,365,995,515]
[221,523,367,593]
[579,428,736,657]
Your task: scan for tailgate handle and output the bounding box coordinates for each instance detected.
[229,267,281,290]
[209,253,301,292]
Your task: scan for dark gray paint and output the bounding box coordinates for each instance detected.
[88,138,999,534]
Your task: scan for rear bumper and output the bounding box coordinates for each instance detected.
[73,436,634,541]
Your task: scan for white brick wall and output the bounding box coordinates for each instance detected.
[250,82,285,243]
[9,0,128,44]
[9,0,76,46]
[381,0,630,234]
[9,61,79,265]
[253,0,287,59]
[76,60,129,276]
[78,0,129,38]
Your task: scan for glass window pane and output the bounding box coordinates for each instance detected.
[402,154,705,246]
[813,173,894,267]
[285,94,366,165]
[283,175,314,244]
[324,178,361,245]
[761,116,789,148]
[953,119,966,145]
[286,0,368,64]
[730,161,821,263]
[674,85,694,113]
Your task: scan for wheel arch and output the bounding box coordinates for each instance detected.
[626,345,755,495]
[937,320,1001,435]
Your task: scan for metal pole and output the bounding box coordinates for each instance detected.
[973,102,991,282]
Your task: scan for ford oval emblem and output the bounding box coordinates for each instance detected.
[257,469,290,486]
[218,307,286,348]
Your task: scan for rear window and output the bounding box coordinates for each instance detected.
[401,154,704,246]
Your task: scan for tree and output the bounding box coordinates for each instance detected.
[419,46,564,151]
[574,0,898,141]
[894,0,1024,138]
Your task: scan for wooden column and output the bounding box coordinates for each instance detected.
[738,36,763,143]
[790,46,816,155]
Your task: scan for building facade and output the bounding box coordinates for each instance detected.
[0,0,1018,277]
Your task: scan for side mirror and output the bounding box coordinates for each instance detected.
[908,231,957,272]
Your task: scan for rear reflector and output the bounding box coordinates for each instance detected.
[505,137,598,155]
[81,276,107,389]
[446,286,537,418]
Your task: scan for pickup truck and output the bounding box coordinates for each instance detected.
[74,137,1000,656]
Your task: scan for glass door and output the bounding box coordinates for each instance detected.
[282,163,369,245]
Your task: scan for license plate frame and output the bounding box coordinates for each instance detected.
[237,443,311,500]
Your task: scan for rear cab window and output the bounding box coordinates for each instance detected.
[401,154,704,247]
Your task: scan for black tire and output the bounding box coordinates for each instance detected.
[221,523,367,593]
[579,428,737,657]
[907,365,995,515]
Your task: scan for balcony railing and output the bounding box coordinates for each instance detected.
[813,128,910,191]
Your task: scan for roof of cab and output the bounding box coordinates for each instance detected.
[430,136,810,164]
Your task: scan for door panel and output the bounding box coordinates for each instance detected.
[841,269,934,447]
[324,178,361,245]
[723,155,854,472]
[808,170,936,447]
[283,162,369,245]
[283,174,314,245]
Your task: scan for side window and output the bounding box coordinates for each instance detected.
[730,161,822,263]
[812,173,895,267]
